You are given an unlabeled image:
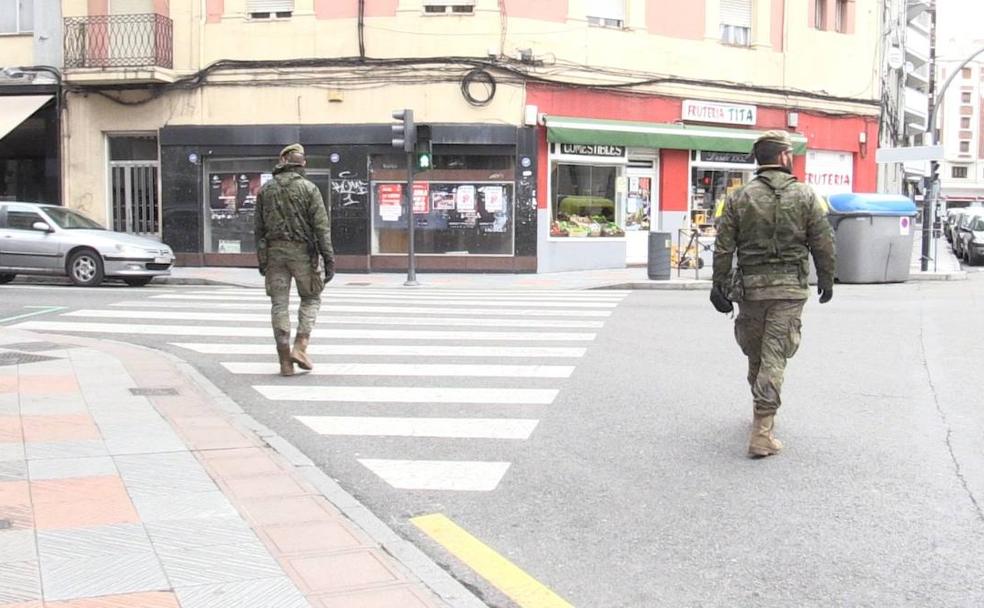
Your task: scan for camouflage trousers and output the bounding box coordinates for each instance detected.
[264,241,324,337]
[734,299,806,415]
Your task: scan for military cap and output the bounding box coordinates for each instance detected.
[754,130,793,149]
[279,143,305,158]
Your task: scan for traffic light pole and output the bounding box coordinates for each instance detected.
[920,0,937,272]
[404,150,418,287]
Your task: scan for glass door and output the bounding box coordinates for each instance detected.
[625,161,656,265]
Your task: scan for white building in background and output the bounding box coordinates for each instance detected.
[935,0,984,208]
[878,0,932,198]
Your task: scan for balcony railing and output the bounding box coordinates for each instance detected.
[64,13,173,69]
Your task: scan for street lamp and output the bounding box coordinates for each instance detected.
[921,44,984,270]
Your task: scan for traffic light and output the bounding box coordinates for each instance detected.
[391,109,416,152]
[415,125,432,171]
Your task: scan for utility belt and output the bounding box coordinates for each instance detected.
[268,239,307,247]
[741,262,802,276]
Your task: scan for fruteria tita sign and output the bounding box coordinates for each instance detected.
[682,99,757,126]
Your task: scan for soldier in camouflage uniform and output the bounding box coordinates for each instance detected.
[255,144,335,376]
[712,130,835,458]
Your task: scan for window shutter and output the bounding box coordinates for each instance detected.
[247,0,294,13]
[720,0,751,27]
[586,0,625,21]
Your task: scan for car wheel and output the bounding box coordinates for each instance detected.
[67,249,104,287]
[0,273,15,284]
[123,277,153,287]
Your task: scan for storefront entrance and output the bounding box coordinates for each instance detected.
[625,158,658,265]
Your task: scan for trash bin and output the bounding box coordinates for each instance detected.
[826,193,918,284]
[647,232,672,280]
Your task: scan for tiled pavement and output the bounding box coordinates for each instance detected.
[0,332,457,608]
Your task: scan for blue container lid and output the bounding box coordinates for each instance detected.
[826,193,917,216]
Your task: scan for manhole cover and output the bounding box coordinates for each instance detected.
[129,387,179,396]
[1,341,68,353]
[0,352,59,367]
[0,520,11,530]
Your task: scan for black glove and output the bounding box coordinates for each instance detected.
[709,284,734,314]
[324,258,335,283]
[818,284,833,304]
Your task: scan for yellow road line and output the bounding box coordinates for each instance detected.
[411,513,574,608]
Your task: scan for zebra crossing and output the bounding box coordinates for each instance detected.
[11,286,629,492]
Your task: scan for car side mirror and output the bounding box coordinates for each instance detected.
[32,221,54,233]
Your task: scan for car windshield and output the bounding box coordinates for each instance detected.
[43,207,105,230]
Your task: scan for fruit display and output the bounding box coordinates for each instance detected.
[551,214,624,237]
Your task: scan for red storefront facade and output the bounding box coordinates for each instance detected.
[527,85,879,272]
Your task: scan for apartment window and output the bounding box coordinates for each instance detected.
[959,141,971,153]
[423,1,475,14]
[962,91,972,103]
[813,0,826,30]
[962,68,972,79]
[952,166,968,178]
[962,116,972,129]
[247,0,293,18]
[721,0,751,46]
[0,0,34,33]
[586,0,624,28]
[835,0,849,33]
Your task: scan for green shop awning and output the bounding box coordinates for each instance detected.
[545,116,808,155]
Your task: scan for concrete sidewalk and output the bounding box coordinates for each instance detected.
[0,330,482,608]
[159,232,965,290]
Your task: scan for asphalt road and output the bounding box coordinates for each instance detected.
[3,275,983,607]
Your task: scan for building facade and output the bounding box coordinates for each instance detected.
[0,0,64,204]
[20,0,883,272]
[937,59,984,206]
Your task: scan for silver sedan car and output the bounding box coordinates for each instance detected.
[0,202,174,287]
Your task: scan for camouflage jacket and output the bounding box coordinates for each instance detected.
[712,168,835,301]
[254,165,333,266]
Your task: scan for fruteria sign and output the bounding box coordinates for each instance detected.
[682,99,757,126]
[806,150,854,198]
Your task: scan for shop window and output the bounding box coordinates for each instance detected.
[720,0,751,46]
[370,152,515,255]
[204,158,275,254]
[960,141,971,154]
[0,0,33,33]
[551,164,624,238]
[691,167,749,229]
[247,0,293,19]
[423,1,475,14]
[586,0,624,28]
[952,166,968,179]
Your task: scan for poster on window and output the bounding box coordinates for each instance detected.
[210,173,261,219]
[483,186,504,213]
[378,183,403,222]
[413,182,430,214]
[455,185,476,212]
[432,190,455,210]
[806,151,853,199]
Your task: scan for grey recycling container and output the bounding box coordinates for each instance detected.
[647,231,672,280]
[826,193,918,284]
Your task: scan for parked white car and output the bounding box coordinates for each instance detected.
[0,202,174,287]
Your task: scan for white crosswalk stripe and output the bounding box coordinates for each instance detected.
[296,416,539,439]
[174,343,587,358]
[12,286,628,492]
[223,362,575,378]
[65,309,604,329]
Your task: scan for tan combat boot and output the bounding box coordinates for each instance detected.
[274,330,294,377]
[748,413,783,458]
[290,333,313,371]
